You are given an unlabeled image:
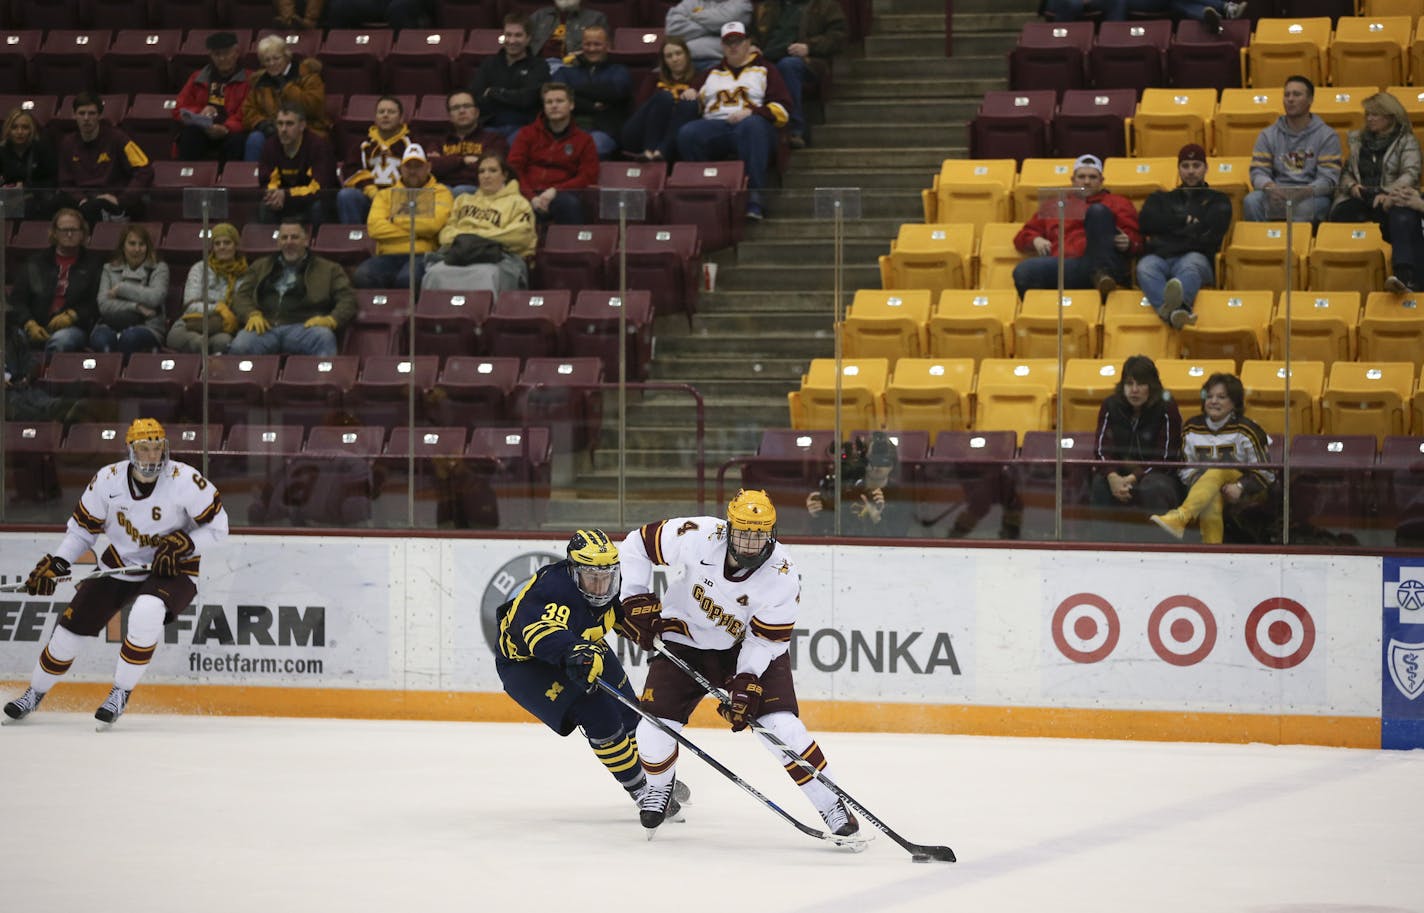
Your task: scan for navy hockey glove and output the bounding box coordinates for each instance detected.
[615,593,689,650]
[152,530,194,578]
[562,641,608,693]
[718,672,764,732]
[26,554,71,596]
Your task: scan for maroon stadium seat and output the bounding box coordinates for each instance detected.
[564,289,654,381]
[597,159,666,222]
[201,354,281,427]
[512,356,604,455]
[483,289,572,360]
[1053,88,1136,160]
[1167,19,1249,92]
[968,89,1056,163]
[310,224,373,269]
[463,425,553,529]
[123,93,181,162]
[1288,433,1377,539]
[609,27,664,68]
[1009,21,1092,98]
[386,30,462,97]
[0,32,43,93]
[1088,20,1170,92]
[348,354,440,426]
[39,352,122,398]
[345,289,412,357]
[534,224,616,292]
[414,288,493,359]
[114,353,202,423]
[268,354,361,428]
[621,223,701,321]
[102,30,181,94]
[149,161,220,222]
[429,356,522,425]
[318,29,392,96]
[663,161,746,252]
[32,31,113,96]
[4,420,64,506]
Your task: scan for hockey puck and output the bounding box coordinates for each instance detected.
[911,854,931,863]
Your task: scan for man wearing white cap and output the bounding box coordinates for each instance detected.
[677,21,793,221]
[354,143,453,289]
[1012,153,1141,298]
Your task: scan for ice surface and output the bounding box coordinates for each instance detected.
[1,714,1416,912]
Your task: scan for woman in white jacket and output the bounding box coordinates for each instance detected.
[91,225,170,355]
[167,222,246,354]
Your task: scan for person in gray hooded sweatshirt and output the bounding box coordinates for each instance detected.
[1243,75,1342,223]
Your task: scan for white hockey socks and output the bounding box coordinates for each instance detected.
[757,711,842,814]
[30,624,85,694]
[113,595,165,692]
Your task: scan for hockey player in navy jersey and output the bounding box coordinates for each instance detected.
[497,529,688,817]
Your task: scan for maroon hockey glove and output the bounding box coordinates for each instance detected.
[26,554,71,596]
[718,672,764,732]
[152,530,194,578]
[615,593,689,650]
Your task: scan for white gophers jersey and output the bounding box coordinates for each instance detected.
[698,57,789,126]
[620,517,800,677]
[58,459,229,578]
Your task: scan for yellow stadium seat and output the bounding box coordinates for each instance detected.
[1061,358,1124,432]
[884,357,976,435]
[788,358,889,431]
[1328,18,1411,89]
[925,159,1016,228]
[1179,289,1275,365]
[1101,290,1173,360]
[1386,85,1424,153]
[1322,360,1416,442]
[1204,155,1253,224]
[974,358,1061,444]
[1310,86,1373,155]
[1416,365,1424,434]
[1307,222,1388,293]
[1157,357,1240,406]
[878,223,975,294]
[1013,158,1077,224]
[929,289,1017,364]
[1267,290,1359,368]
[1247,18,1332,88]
[1214,88,1282,157]
[1221,221,1312,292]
[1014,288,1102,359]
[1359,291,1424,369]
[840,289,933,364]
[1130,88,1217,158]
[1102,156,1179,211]
[976,222,1026,290]
[1240,359,1326,437]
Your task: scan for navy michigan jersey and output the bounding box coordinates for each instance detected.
[498,560,618,666]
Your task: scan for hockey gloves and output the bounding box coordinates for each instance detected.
[152,531,194,578]
[26,554,71,596]
[718,672,764,732]
[562,641,608,693]
[615,593,689,651]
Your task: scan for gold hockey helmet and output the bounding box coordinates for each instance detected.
[125,418,168,481]
[725,489,777,570]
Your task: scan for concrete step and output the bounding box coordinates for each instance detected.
[824,97,980,125]
[788,145,949,169]
[865,30,1019,58]
[716,261,883,291]
[751,187,923,220]
[781,167,933,193]
[719,215,910,240]
[702,289,836,311]
[695,310,836,334]
[654,353,820,381]
[628,399,791,430]
[875,11,1036,33]
[813,121,965,150]
[732,235,888,264]
[657,331,835,358]
[845,56,1008,80]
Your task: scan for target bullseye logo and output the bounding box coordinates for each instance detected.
[1244,598,1315,669]
[1147,596,1217,666]
[1052,593,1120,664]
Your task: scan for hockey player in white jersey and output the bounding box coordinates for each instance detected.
[2,418,229,728]
[615,488,859,837]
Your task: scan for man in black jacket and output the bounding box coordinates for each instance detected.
[8,209,105,353]
[472,13,552,140]
[1135,143,1234,330]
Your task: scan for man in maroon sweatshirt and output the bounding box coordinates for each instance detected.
[56,92,154,226]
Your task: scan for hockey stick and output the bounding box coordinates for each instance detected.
[0,565,153,594]
[592,676,869,850]
[651,637,957,863]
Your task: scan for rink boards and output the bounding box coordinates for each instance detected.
[2,531,1421,749]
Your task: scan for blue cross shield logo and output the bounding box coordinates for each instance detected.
[1388,639,1424,701]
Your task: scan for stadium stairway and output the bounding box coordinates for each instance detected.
[547,0,1039,527]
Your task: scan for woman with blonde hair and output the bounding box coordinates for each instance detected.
[167,223,245,354]
[1330,92,1421,225]
[92,224,169,355]
[242,34,330,161]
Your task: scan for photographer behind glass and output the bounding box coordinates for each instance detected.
[804,431,910,537]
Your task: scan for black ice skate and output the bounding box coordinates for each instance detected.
[819,799,860,838]
[637,779,685,837]
[94,686,131,729]
[2,687,44,723]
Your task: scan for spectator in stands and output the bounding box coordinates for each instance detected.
[258,103,338,226]
[173,31,250,164]
[805,431,912,537]
[751,0,848,149]
[55,93,154,226]
[473,13,552,140]
[425,90,509,197]
[423,152,536,295]
[243,34,330,162]
[354,144,452,290]
[0,108,57,217]
[1151,372,1274,544]
[561,26,632,160]
[509,82,599,225]
[622,37,701,163]
[528,0,609,71]
[1244,76,1341,224]
[1136,143,1233,330]
[1123,0,1248,33]
[92,224,168,356]
[665,0,752,70]
[678,22,792,222]
[326,0,431,28]
[168,222,244,355]
[230,220,356,357]
[339,95,416,225]
[1330,93,1422,288]
[8,209,104,354]
[1089,355,1183,539]
[272,0,324,28]
[1012,153,1141,299]
[1384,184,1424,295]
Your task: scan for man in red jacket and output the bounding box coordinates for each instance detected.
[173,31,250,163]
[508,82,598,225]
[1012,153,1141,299]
